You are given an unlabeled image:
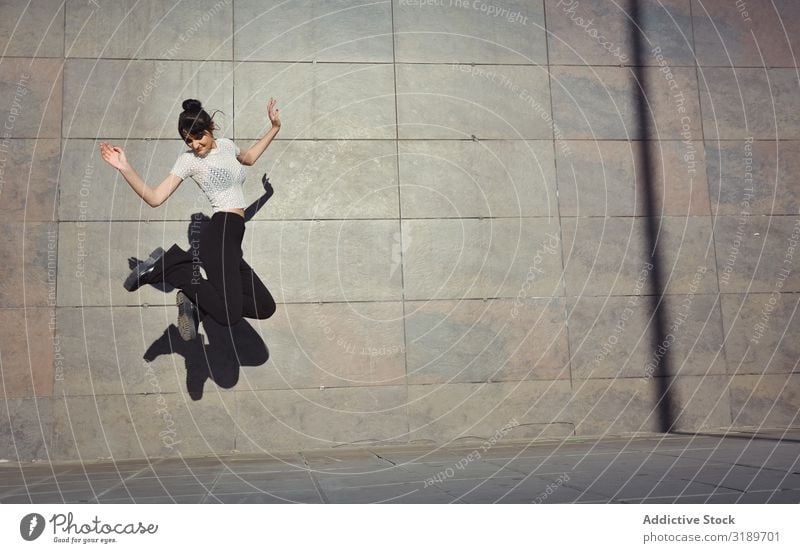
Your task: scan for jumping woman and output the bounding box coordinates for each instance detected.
[99,98,280,340]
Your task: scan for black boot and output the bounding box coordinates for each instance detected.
[176,290,199,341]
[123,247,165,291]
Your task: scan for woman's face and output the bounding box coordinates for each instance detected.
[184,130,215,157]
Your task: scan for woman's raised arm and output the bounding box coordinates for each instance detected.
[99,142,183,207]
[236,98,281,166]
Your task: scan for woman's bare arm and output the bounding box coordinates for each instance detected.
[99,142,183,207]
[237,98,281,166]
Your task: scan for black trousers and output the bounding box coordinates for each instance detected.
[156,212,276,326]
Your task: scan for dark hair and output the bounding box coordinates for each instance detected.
[178,99,218,140]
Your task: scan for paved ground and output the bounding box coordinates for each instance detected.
[1,430,799,504]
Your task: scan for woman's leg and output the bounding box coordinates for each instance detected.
[154,212,266,326]
[158,212,244,327]
[194,212,246,326]
[148,243,194,288]
[239,258,276,320]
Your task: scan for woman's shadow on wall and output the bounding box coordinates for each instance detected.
[133,175,275,401]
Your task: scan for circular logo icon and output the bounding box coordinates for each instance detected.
[20,513,45,541]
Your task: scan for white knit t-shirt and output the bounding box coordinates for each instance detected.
[169,137,247,212]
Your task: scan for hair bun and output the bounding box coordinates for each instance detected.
[182,99,202,112]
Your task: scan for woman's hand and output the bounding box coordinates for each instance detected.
[267,97,281,129]
[99,142,129,171]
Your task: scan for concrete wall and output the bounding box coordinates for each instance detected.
[1,0,799,462]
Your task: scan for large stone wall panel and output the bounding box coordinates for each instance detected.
[394,0,546,64]
[234,0,392,62]
[63,59,233,139]
[399,140,557,218]
[396,64,552,139]
[65,0,233,60]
